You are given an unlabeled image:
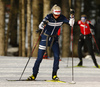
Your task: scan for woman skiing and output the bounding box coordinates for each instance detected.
[27,4,74,81]
[77,14,99,68]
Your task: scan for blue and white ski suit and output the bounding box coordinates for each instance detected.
[33,13,69,76]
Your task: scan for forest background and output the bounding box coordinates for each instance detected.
[0,0,100,58]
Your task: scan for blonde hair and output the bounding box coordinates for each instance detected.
[50,4,61,14]
[81,14,87,18]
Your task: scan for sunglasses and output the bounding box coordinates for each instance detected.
[81,17,86,22]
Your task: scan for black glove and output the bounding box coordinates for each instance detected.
[36,29,42,33]
[43,20,48,25]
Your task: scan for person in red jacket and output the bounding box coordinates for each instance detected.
[77,15,99,68]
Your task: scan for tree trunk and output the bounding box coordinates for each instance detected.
[10,0,18,47]
[43,0,51,57]
[69,0,72,8]
[32,0,43,57]
[19,0,22,56]
[27,0,31,57]
[21,0,26,57]
[43,0,50,18]
[61,0,70,57]
[0,0,5,55]
[73,0,81,57]
[5,0,14,56]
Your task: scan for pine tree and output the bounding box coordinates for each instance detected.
[19,0,22,56]
[21,0,26,57]
[27,0,31,57]
[62,0,70,57]
[0,0,5,55]
[32,0,43,57]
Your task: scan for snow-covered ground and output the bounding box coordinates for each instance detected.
[0,56,100,87]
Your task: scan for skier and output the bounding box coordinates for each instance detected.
[27,4,74,80]
[77,14,99,68]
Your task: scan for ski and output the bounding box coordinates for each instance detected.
[7,79,66,83]
[67,66,89,68]
[46,80,66,83]
[6,79,46,81]
[74,65,100,68]
[74,66,87,68]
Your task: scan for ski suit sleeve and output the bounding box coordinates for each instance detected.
[89,22,95,35]
[89,23,95,30]
[39,14,49,29]
[61,15,69,24]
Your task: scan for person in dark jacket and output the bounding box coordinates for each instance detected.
[77,14,99,68]
[27,4,74,81]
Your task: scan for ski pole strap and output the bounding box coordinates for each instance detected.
[44,33,57,37]
[44,33,57,55]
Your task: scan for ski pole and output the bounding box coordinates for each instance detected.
[66,36,72,67]
[19,33,42,80]
[67,57,69,67]
[69,26,75,84]
[71,26,75,84]
[69,9,76,84]
[67,9,75,67]
[91,34,100,54]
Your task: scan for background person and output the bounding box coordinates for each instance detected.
[77,15,99,68]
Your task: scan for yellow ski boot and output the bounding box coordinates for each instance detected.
[27,75,35,80]
[52,75,59,81]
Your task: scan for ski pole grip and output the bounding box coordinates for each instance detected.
[70,8,75,15]
[70,8,75,18]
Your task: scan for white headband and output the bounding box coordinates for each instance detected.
[53,10,61,15]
